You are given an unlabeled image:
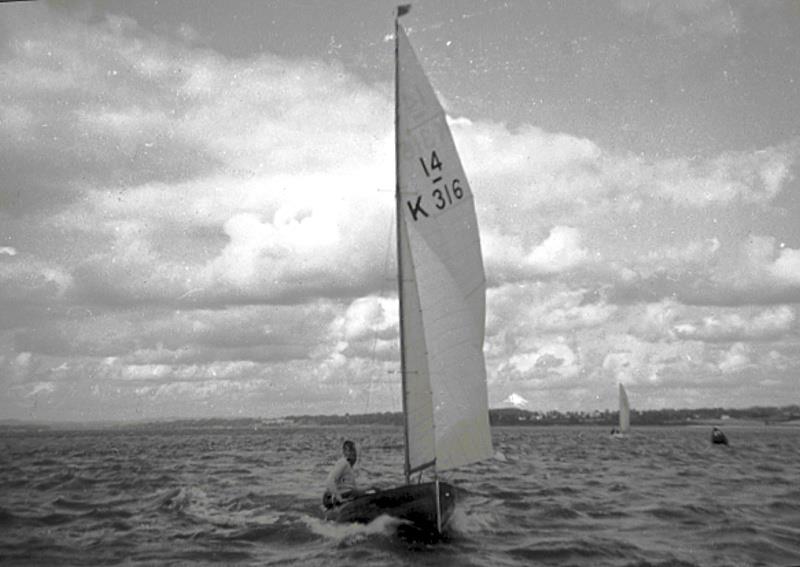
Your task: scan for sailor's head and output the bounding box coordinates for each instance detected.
[342,440,357,464]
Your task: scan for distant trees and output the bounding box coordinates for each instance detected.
[290,404,800,427]
[488,405,800,426]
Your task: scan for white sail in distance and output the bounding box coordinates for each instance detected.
[619,383,630,434]
[396,24,492,474]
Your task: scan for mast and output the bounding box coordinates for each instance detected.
[395,6,411,484]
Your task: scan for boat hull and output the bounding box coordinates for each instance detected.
[324,481,456,535]
[712,432,728,445]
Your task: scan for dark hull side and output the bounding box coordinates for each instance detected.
[712,432,729,445]
[324,481,456,536]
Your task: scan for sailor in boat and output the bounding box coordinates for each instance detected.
[322,440,360,508]
[711,427,729,445]
[322,440,379,509]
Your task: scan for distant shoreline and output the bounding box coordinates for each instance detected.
[2,405,798,431]
[2,421,799,434]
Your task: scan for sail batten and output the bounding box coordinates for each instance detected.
[396,24,492,474]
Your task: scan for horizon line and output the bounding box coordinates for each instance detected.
[2,403,798,426]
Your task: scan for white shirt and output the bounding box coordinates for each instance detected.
[325,457,357,495]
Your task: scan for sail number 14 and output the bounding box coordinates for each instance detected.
[406,150,464,222]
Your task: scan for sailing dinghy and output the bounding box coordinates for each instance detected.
[612,383,630,437]
[325,7,493,537]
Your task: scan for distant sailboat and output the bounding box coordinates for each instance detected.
[324,7,492,537]
[612,383,630,437]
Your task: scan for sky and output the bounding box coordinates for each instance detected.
[1,0,799,422]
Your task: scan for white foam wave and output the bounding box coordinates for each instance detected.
[447,499,501,535]
[303,513,406,545]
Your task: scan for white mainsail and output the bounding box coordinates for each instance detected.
[619,383,630,434]
[396,24,492,475]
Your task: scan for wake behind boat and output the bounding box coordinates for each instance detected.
[323,6,493,538]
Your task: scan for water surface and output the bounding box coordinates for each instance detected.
[1,424,798,566]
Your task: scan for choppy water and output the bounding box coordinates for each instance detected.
[1,424,799,566]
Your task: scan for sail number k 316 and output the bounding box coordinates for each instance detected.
[406,150,464,222]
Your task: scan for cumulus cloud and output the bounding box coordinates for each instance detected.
[456,120,798,220]
[643,238,721,268]
[700,236,800,304]
[4,6,799,311]
[628,299,683,341]
[0,255,73,305]
[486,284,615,343]
[598,332,709,387]
[329,296,399,361]
[2,4,799,420]
[769,246,800,284]
[63,305,328,357]
[524,226,589,274]
[505,340,580,380]
[718,342,751,374]
[673,305,796,343]
[2,4,396,307]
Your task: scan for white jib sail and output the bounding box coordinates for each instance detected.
[396,25,492,473]
[619,383,630,433]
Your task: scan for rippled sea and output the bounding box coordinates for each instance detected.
[1,424,799,566]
